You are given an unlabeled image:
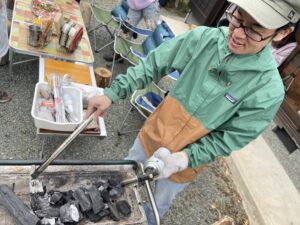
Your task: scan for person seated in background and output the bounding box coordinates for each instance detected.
[0,0,9,65]
[271,21,298,66]
[0,0,11,103]
[127,0,160,31]
[103,0,160,62]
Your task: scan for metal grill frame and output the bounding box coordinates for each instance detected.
[0,160,160,225]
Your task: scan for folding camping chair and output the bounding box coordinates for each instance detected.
[115,20,175,64]
[88,0,129,53]
[117,71,181,135]
[111,20,176,77]
[111,19,180,81]
[118,82,166,135]
[113,20,181,135]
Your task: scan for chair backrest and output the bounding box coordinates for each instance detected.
[111,0,129,21]
[142,21,175,55]
[130,82,166,118]
[90,4,117,25]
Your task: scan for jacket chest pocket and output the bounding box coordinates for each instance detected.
[190,72,229,110]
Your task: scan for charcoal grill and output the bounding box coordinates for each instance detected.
[0,160,160,225]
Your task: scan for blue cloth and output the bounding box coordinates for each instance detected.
[167,70,180,80]
[135,95,155,113]
[142,21,175,55]
[124,137,190,225]
[111,0,129,20]
[135,92,163,113]
[144,92,163,107]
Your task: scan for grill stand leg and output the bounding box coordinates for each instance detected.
[140,163,160,225]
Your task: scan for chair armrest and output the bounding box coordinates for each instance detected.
[167,70,180,80]
[130,46,146,59]
[122,19,153,36]
[161,20,175,38]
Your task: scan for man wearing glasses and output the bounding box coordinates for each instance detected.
[86,0,299,224]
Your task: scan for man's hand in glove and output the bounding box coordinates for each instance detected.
[153,147,189,179]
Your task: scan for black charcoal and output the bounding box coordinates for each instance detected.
[34,207,60,218]
[108,203,120,221]
[50,192,63,205]
[109,187,123,200]
[31,193,49,210]
[88,186,105,214]
[101,189,110,203]
[72,188,92,212]
[95,180,109,191]
[61,190,74,203]
[85,208,110,222]
[116,200,131,216]
[59,202,80,223]
[108,178,121,187]
[0,184,40,225]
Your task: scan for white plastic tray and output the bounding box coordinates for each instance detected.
[31,82,83,131]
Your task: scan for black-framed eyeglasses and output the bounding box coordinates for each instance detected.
[225,11,278,42]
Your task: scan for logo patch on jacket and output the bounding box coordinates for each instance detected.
[224,93,237,104]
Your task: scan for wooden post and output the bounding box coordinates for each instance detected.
[94,67,112,88]
[0,185,40,225]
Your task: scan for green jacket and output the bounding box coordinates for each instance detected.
[104,26,285,183]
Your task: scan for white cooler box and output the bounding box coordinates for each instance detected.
[31,82,83,131]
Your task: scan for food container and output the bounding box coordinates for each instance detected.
[31,82,83,131]
[59,21,83,52]
[28,24,42,47]
[27,24,52,47]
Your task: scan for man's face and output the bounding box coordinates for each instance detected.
[228,8,277,55]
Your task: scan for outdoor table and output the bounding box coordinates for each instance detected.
[9,0,94,76]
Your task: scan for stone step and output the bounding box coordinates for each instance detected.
[226,135,300,225]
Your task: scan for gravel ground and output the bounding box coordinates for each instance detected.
[0,2,249,224]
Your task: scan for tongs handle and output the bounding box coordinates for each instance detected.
[31,113,95,179]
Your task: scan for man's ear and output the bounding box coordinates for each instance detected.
[273,26,295,42]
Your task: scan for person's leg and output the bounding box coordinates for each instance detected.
[143,0,160,30]
[125,137,190,225]
[124,137,147,162]
[127,8,143,27]
[0,0,9,60]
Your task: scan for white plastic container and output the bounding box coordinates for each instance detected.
[31,82,83,131]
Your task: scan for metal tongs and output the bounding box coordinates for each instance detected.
[31,113,95,179]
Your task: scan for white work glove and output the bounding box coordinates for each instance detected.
[153,147,189,179]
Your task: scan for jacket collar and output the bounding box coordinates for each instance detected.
[217,27,278,73]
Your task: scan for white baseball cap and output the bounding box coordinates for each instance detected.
[228,0,300,29]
